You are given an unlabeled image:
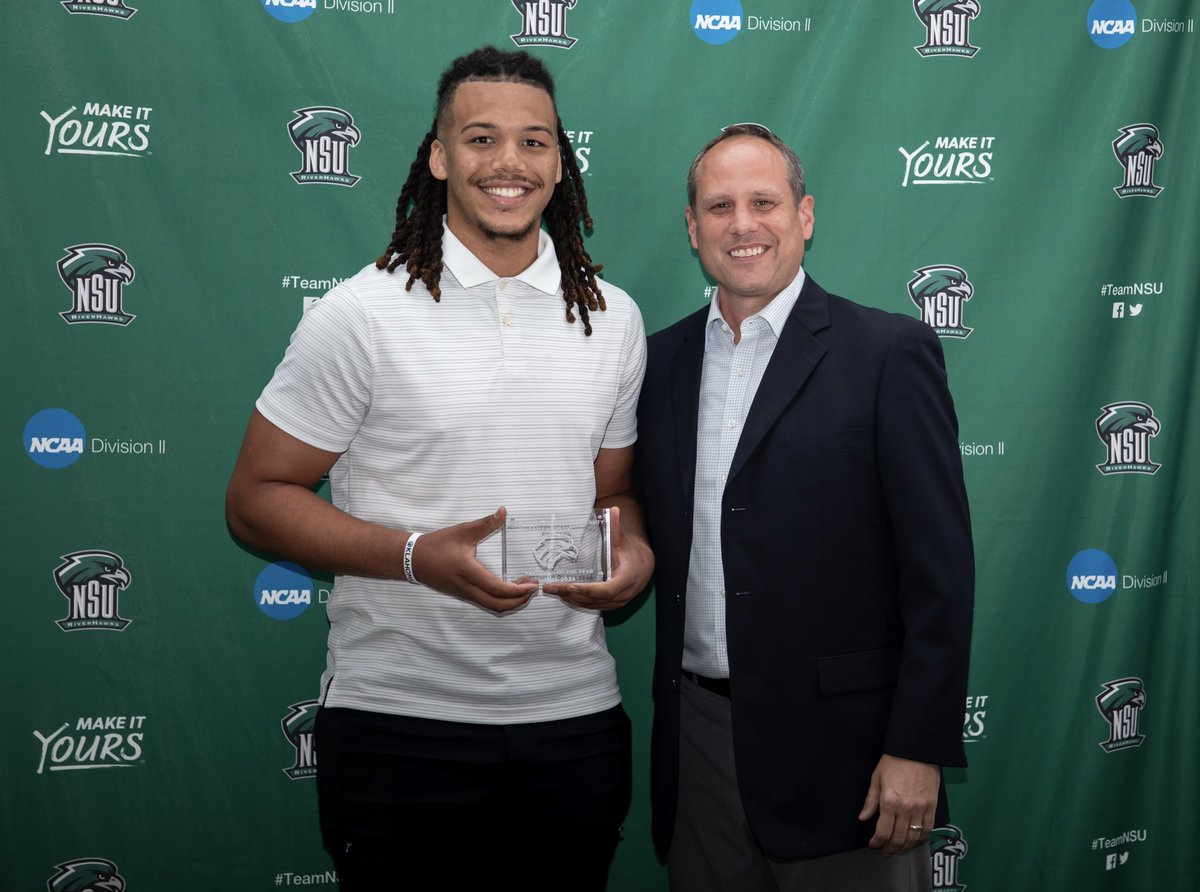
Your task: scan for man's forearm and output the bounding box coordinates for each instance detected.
[226,480,409,580]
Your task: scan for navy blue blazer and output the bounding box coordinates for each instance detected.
[635,274,974,860]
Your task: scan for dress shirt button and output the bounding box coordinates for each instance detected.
[498,280,508,292]
[500,313,514,327]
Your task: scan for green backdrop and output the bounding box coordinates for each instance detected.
[4,1,1197,888]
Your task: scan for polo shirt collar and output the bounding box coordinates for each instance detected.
[441,219,561,295]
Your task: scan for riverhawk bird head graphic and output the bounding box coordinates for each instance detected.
[915,0,979,20]
[1095,402,1160,440]
[287,107,361,151]
[908,265,972,309]
[928,825,968,858]
[281,701,319,745]
[53,551,131,598]
[1113,124,1163,162]
[1097,678,1147,714]
[57,245,134,289]
[47,858,125,892]
[533,533,579,572]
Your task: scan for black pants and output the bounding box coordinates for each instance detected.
[316,704,632,892]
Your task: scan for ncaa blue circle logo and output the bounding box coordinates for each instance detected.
[691,0,743,45]
[262,0,317,23]
[255,561,314,620]
[24,408,86,469]
[1067,549,1119,603]
[1087,0,1137,48]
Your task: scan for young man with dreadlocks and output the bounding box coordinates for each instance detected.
[226,46,651,890]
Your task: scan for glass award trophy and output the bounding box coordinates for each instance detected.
[501,508,612,584]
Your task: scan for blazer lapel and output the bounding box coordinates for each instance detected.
[670,310,707,511]
[728,277,831,484]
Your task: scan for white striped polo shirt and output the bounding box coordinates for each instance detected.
[257,226,646,723]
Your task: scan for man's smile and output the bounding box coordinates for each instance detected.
[729,245,768,259]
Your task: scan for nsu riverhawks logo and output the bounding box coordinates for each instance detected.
[288,107,361,187]
[282,700,319,779]
[58,244,136,326]
[1112,123,1164,198]
[908,265,973,338]
[913,0,980,57]
[511,0,579,48]
[61,0,137,18]
[1095,402,1161,475]
[54,551,133,631]
[929,825,968,892]
[1096,677,1146,752]
[47,858,126,892]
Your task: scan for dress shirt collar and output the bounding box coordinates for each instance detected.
[705,266,808,340]
[441,218,561,295]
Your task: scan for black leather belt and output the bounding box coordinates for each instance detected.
[682,670,731,698]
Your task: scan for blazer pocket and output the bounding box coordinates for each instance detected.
[818,646,900,696]
[790,427,862,458]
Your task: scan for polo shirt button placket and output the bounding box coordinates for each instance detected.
[497,280,515,330]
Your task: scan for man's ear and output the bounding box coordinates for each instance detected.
[798,194,815,240]
[429,139,448,182]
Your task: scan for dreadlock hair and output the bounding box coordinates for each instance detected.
[375,46,606,335]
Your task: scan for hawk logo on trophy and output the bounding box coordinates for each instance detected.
[929,825,968,892]
[57,244,136,326]
[47,858,126,892]
[533,532,580,572]
[53,551,132,632]
[1095,401,1161,476]
[1095,677,1147,753]
[907,265,974,339]
[510,0,580,49]
[1112,123,1164,198]
[281,700,320,779]
[288,107,361,187]
[913,0,980,57]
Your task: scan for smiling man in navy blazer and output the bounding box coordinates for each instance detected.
[635,124,974,890]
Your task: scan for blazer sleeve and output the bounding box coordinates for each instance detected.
[875,319,974,768]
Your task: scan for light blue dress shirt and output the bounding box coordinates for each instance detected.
[682,268,807,678]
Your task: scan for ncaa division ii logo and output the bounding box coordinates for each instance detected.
[690,0,742,45]
[1088,0,1137,48]
[913,0,980,57]
[511,0,580,48]
[1112,123,1164,198]
[929,825,968,892]
[1066,548,1118,604]
[58,244,136,326]
[263,0,317,23]
[25,408,86,469]
[1095,402,1161,475]
[54,551,133,631]
[47,858,126,891]
[289,107,361,187]
[1096,677,1146,752]
[908,265,974,339]
[282,700,320,779]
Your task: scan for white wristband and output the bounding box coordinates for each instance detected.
[403,532,422,585]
